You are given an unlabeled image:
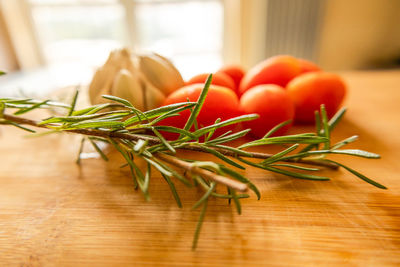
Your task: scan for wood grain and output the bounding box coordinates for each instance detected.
[0,70,399,266]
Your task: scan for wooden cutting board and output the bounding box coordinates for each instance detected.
[0,70,399,266]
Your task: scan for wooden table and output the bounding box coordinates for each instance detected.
[1,70,399,266]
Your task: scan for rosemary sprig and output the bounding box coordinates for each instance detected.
[0,76,386,249]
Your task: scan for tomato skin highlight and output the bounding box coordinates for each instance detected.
[160,84,241,139]
[186,72,236,92]
[286,72,347,123]
[298,58,321,74]
[238,55,301,96]
[239,84,295,138]
[218,65,246,92]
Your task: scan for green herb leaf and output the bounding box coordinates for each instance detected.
[0,102,5,117]
[192,182,216,210]
[205,118,221,142]
[208,144,253,157]
[76,137,86,165]
[323,159,386,189]
[219,165,261,200]
[68,120,124,129]
[152,128,176,153]
[102,95,134,107]
[153,125,196,139]
[261,144,299,164]
[183,74,212,132]
[328,107,346,131]
[124,102,196,126]
[320,105,330,149]
[315,110,321,135]
[269,163,319,171]
[239,134,327,148]
[192,200,208,250]
[207,129,251,145]
[238,157,329,181]
[263,120,292,138]
[1,121,36,133]
[266,166,329,180]
[14,100,49,115]
[228,187,242,215]
[198,144,245,169]
[67,88,80,116]
[88,137,108,161]
[143,157,173,177]
[194,114,258,138]
[331,135,358,150]
[161,173,182,208]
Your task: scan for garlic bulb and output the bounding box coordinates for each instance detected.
[88,48,183,111]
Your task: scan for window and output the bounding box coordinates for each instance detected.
[26,0,224,78]
[28,0,125,67]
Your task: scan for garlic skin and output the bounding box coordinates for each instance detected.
[139,73,166,110]
[88,62,117,105]
[89,48,134,104]
[111,69,144,110]
[88,48,183,111]
[138,53,184,95]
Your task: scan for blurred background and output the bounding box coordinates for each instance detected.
[1,0,400,96]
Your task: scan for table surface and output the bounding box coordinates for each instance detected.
[0,70,399,266]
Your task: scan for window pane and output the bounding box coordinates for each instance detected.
[30,3,125,66]
[134,0,223,78]
[28,0,224,79]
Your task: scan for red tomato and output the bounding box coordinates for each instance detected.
[239,55,301,96]
[286,72,346,123]
[218,65,246,92]
[186,72,236,92]
[239,84,295,138]
[298,58,321,74]
[159,84,241,139]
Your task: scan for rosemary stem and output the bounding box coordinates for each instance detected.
[2,113,338,169]
[155,152,248,192]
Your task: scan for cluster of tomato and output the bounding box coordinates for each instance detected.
[160,55,346,139]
